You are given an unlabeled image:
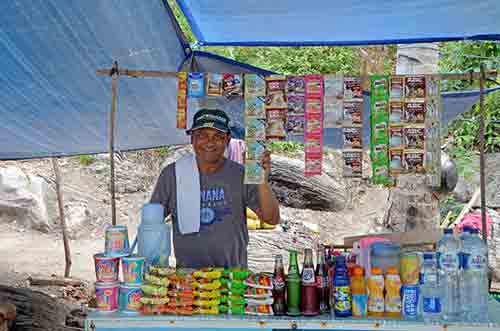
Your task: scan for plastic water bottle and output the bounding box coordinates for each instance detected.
[420,252,441,321]
[459,227,473,319]
[462,229,489,321]
[437,228,460,321]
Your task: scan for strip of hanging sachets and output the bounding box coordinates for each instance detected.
[304,74,324,177]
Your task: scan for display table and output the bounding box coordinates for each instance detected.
[86,300,500,331]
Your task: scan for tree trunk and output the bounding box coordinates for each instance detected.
[269,155,346,211]
[0,285,74,331]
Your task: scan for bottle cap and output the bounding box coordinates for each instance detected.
[423,252,435,260]
[386,266,399,275]
[371,267,382,275]
[352,266,364,276]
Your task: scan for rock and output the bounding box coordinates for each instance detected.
[0,166,56,232]
[453,176,474,203]
[64,201,91,238]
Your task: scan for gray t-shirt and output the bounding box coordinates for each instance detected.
[150,159,259,269]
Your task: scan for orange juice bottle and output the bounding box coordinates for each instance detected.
[384,266,402,318]
[350,266,367,317]
[367,267,385,317]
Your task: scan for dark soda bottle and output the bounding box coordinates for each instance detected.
[272,254,287,316]
[286,250,301,316]
[300,248,319,316]
[316,249,330,314]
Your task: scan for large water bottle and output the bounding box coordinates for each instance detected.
[459,227,473,319]
[437,228,461,321]
[420,252,441,321]
[463,229,489,321]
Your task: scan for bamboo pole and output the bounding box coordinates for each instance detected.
[96,68,497,81]
[51,157,72,278]
[479,63,487,243]
[109,62,118,226]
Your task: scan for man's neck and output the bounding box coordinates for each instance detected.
[197,158,225,175]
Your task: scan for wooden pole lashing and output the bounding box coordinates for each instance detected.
[51,157,72,278]
[479,63,487,243]
[110,61,119,226]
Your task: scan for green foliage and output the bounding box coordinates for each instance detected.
[156,146,170,157]
[79,154,96,166]
[268,141,303,155]
[439,41,500,153]
[447,146,479,180]
[439,195,464,225]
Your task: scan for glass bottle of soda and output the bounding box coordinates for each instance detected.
[286,250,301,316]
[272,254,287,316]
[300,248,319,316]
[316,248,330,314]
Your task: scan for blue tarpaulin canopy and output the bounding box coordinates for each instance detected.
[176,0,500,46]
[0,0,499,160]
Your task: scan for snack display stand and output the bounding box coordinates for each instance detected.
[86,300,500,331]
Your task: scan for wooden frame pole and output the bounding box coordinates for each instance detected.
[51,157,72,277]
[109,62,119,226]
[479,63,487,243]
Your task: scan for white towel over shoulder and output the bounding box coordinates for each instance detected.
[175,153,200,234]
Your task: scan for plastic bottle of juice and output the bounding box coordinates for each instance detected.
[367,267,385,318]
[385,266,402,318]
[351,266,367,317]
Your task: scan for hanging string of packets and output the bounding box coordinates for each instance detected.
[176,72,441,185]
[370,75,442,186]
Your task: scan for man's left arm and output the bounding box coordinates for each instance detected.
[256,151,280,225]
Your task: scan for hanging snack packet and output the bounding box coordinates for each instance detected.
[287,95,306,116]
[324,95,343,128]
[245,96,266,118]
[344,77,363,101]
[305,113,322,136]
[343,150,363,178]
[372,144,389,165]
[305,154,322,177]
[287,115,305,135]
[389,149,404,176]
[404,126,425,150]
[305,135,322,154]
[192,279,222,291]
[389,102,403,124]
[404,150,425,173]
[266,108,287,139]
[404,101,426,123]
[206,73,223,97]
[305,97,322,114]
[371,75,388,100]
[176,72,188,129]
[222,269,251,281]
[404,76,426,99]
[266,76,287,108]
[389,126,404,148]
[305,74,323,97]
[343,126,363,149]
[286,76,306,95]
[223,73,243,98]
[244,287,273,298]
[245,118,266,140]
[193,268,223,280]
[390,77,404,100]
[324,74,344,97]
[343,101,363,125]
[373,122,388,143]
[246,140,266,160]
[188,72,205,98]
[244,160,265,185]
[244,74,266,97]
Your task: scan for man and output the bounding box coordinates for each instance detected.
[151,108,280,268]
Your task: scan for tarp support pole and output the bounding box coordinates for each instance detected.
[109,62,119,226]
[479,63,487,243]
[51,157,72,278]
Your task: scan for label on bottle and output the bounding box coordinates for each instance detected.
[273,276,285,290]
[402,285,419,317]
[302,267,315,284]
[469,254,487,271]
[438,253,459,272]
[352,294,368,317]
[385,296,402,313]
[316,275,328,288]
[334,286,352,312]
[422,272,437,284]
[368,297,385,313]
[423,296,441,314]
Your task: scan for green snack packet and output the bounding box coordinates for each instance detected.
[371,75,389,100]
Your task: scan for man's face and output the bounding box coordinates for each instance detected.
[191,128,230,165]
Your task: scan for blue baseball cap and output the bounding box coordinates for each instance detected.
[186,108,231,135]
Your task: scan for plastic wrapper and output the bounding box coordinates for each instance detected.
[193,298,221,307]
[167,289,195,298]
[244,287,272,298]
[140,297,169,305]
[220,295,246,306]
[141,303,169,315]
[244,274,273,289]
[141,284,168,297]
[193,290,221,299]
[195,306,220,315]
[246,298,274,305]
[245,304,274,316]
[166,297,194,307]
[148,266,176,277]
[193,279,222,290]
[144,274,170,287]
[219,304,245,315]
[193,268,223,280]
